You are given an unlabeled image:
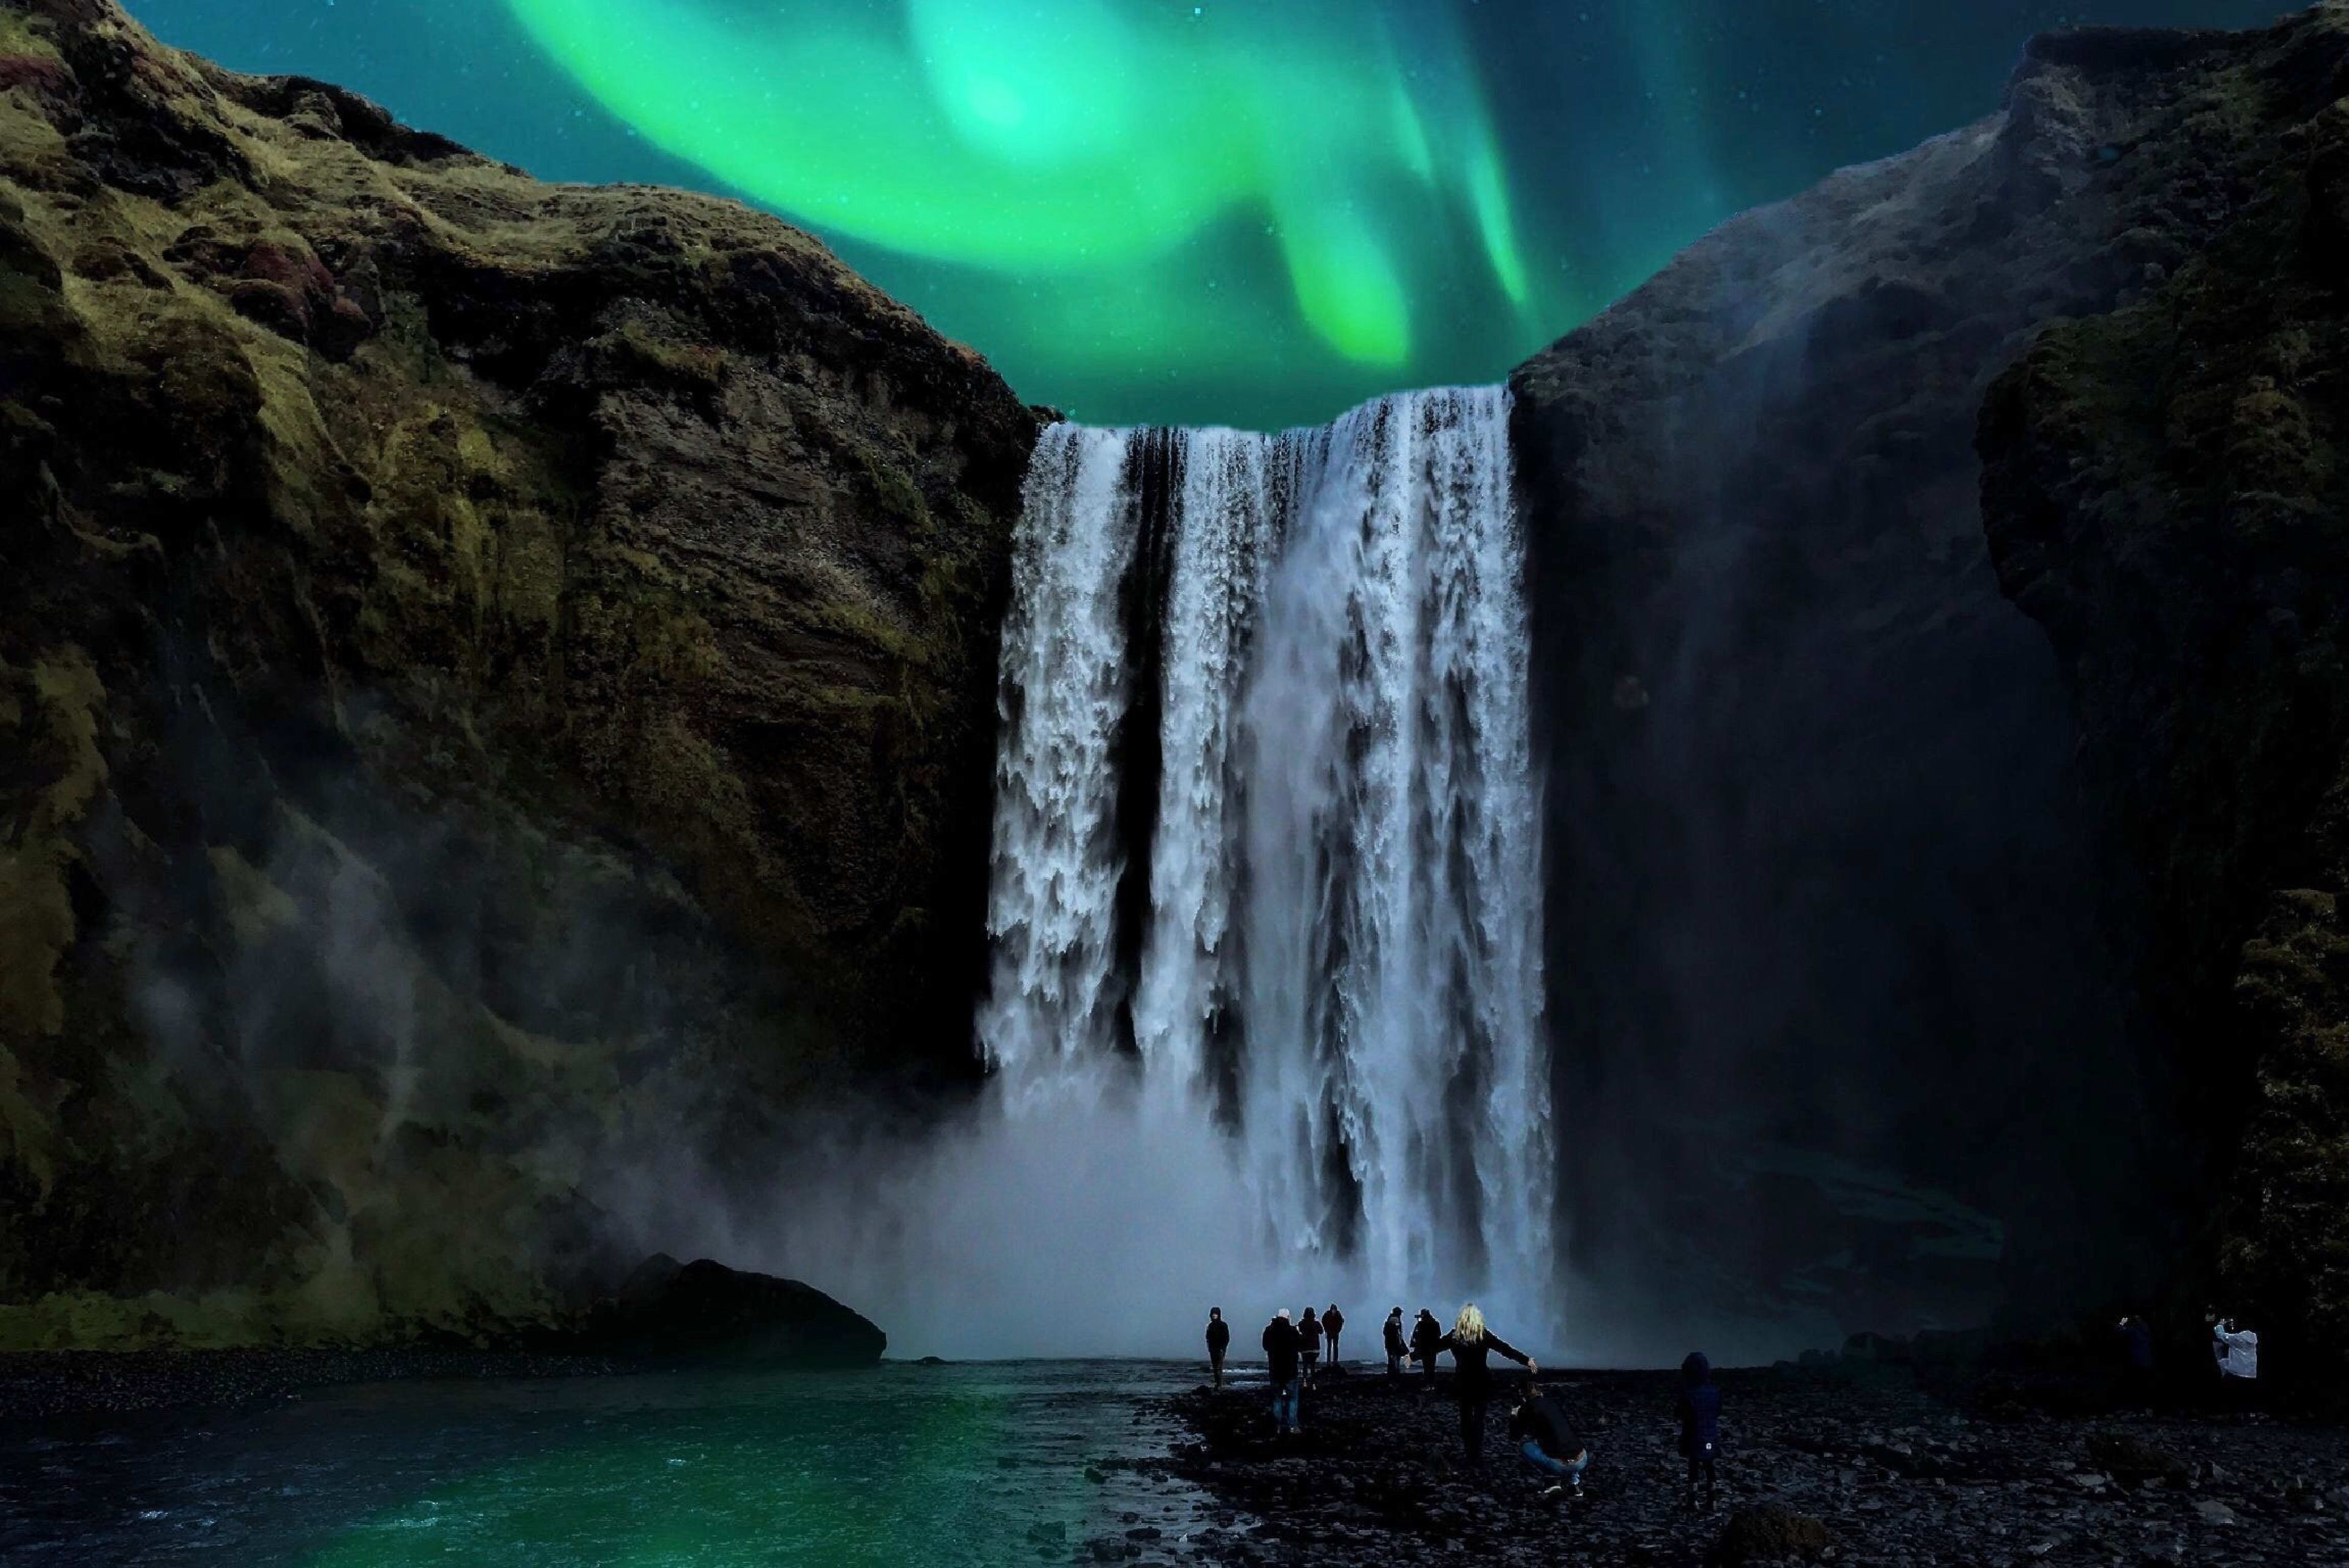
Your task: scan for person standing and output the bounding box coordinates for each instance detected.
[1263,1309,1304,1435]
[1510,1389,1590,1498]
[1438,1303,1537,1462]
[1384,1307,1408,1377]
[2116,1315,2154,1405]
[2213,1316,2259,1409]
[1675,1351,1722,1509]
[1324,1302,1346,1369]
[1206,1307,1231,1388]
[1299,1307,1324,1385]
[1411,1309,1443,1382]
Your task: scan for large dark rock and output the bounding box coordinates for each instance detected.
[2086,1432,2189,1488]
[1712,1506,1835,1566]
[582,1255,886,1367]
[1980,3,2349,1384]
[1507,13,2318,1342]
[0,1,1038,1347]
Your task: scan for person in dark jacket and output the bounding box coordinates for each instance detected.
[1510,1389,1590,1496]
[1206,1307,1231,1388]
[2116,1315,2154,1406]
[1263,1309,1303,1434]
[1384,1307,1408,1377]
[1299,1307,1323,1384]
[1324,1303,1346,1369]
[1410,1309,1443,1381]
[1439,1303,1537,1462]
[1675,1351,1722,1508]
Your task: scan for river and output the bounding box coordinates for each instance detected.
[2,1361,1222,1566]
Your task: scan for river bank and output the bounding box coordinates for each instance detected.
[1160,1364,2349,1567]
[0,1348,633,1423]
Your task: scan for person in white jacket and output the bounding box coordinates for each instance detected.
[2212,1316,2259,1405]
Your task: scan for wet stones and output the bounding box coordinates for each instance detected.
[1153,1366,2349,1568]
[2087,1432,2189,1488]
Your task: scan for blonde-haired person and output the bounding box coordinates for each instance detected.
[1438,1302,1537,1463]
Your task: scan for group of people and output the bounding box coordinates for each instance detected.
[1207,1303,1345,1388]
[2109,1311,2261,1407]
[1206,1301,1727,1507]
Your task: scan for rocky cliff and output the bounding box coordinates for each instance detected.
[0,0,1039,1347]
[1981,5,2349,1380]
[1509,15,2347,1347]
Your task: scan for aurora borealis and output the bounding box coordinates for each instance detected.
[128,0,2284,426]
[504,0,1530,376]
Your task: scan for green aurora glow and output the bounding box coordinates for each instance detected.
[124,0,2294,426]
[500,0,1543,377]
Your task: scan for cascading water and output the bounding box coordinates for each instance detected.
[981,385,1554,1326]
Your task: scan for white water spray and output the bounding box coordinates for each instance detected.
[975,385,1554,1344]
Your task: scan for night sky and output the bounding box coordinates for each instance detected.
[127,0,2285,428]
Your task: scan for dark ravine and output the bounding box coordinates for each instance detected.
[0,0,1037,1348]
[1508,5,2349,1362]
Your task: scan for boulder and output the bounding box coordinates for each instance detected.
[1712,1506,1836,1566]
[584,1255,886,1368]
[2087,1433,2189,1487]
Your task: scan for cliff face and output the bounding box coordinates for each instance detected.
[1508,21,2319,1339]
[1981,6,2349,1377]
[0,0,1039,1345]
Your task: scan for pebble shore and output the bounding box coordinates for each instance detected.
[1143,1365,2349,1567]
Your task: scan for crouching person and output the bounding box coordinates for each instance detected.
[1510,1389,1589,1498]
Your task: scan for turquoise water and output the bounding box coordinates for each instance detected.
[1,1362,1219,1566]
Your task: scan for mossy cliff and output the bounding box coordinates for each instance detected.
[1508,4,2349,1362]
[1981,4,2349,1383]
[0,0,1040,1346]
[1505,20,2274,1337]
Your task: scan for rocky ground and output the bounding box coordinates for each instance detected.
[1146,1365,2349,1568]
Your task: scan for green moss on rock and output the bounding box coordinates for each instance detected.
[0,0,1039,1347]
[1981,0,2349,1384]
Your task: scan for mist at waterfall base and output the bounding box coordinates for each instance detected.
[613,387,1576,1363]
[123,0,2284,428]
[618,376,1992,1370]
[616,383,2024,1368]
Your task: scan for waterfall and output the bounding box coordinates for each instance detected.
[981,385,1553,1319]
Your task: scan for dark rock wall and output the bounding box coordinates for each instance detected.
[0,0,1038,1345]
[1982,5,2349,1379]
[1509,22,2280,1341]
